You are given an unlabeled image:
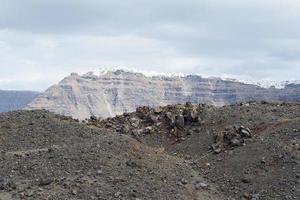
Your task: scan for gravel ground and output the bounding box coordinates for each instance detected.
[0,110,222,200]
[0,102,299,200]
[93,102,300,200]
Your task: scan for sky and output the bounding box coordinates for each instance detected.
[0,0,300,91]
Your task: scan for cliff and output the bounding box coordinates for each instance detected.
[27,70,300,119]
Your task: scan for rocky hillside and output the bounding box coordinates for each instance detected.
[0,90,40,112]
[0,110,224,200]
[27,70,300,119]
[1,102,299,199]
[88,101,300,200]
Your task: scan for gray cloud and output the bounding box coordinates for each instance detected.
[0,0,299,91]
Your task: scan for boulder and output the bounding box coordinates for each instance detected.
[230,137,242,147]
[237,126,252,138]
[136,106,152,119]
[165,112,176,127]
[154,107,163,114]
[183,107,199,123]
[142,126,153,134]
[120,124,130,134]
[129,117,140,128]
[175,115,185,128]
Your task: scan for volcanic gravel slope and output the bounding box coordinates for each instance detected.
[0,110,223,200]
[91,102,300,200]
[0,102,299,200]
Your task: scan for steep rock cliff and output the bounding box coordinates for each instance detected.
[27,70,300,119]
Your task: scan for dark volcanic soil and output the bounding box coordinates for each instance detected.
[91,102,300,200]
[0,102,299,200]
[0,110,222,200]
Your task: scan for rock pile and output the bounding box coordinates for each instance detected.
[212,125,252,153]
[90,102,206,142]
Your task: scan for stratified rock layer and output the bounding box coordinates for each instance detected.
[28,70,300,119]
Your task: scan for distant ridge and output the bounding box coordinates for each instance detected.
[28,69,300,119]
[0,90,40,112]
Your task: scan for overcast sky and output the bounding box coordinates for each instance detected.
[0,0,300,91]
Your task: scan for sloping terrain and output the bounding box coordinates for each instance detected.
[1,102,299,200]
[0,110,222,200]
[27,70,300,119]
[90,102,300,200]
[0,90,40,112]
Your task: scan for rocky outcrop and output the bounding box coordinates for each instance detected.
[27,70,300,119]
[0,90,40,112]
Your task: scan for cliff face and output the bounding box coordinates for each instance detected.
[27,70,300,119]
[0,90,40,112]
